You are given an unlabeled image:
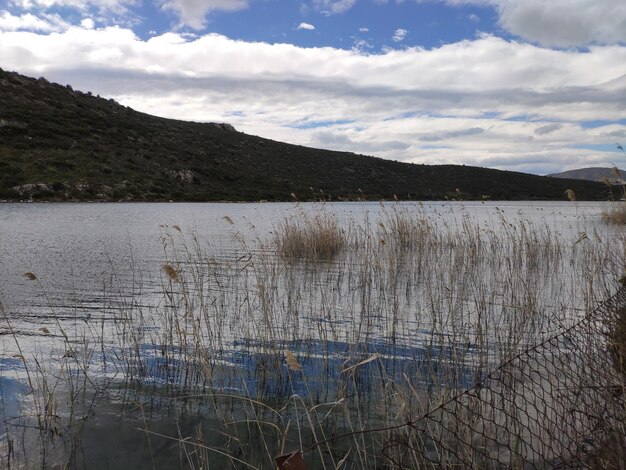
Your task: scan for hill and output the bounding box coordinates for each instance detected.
[548,167,625,184]
[0,68,612,202]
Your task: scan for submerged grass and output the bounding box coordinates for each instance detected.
[1,202,625,468]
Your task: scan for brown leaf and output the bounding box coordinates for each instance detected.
[573,232,589,245]
[341,353,380,374]
[284,350,302,372]
[162,264,180,282]
[275,450,306,470]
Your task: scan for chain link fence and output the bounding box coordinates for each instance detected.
[279,288,626,469]
[372,287,626,469]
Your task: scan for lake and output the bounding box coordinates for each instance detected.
[0,200,611,312]
[0,201,624,468]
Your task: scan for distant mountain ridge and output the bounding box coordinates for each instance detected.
[549,167,626,184]
[0,67,612,201]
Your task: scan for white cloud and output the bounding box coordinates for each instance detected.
[159,0,248,29]
[0,11,70,32]
[80,17,95,29]
[313,0,356,14]
[442,0,626,47]
[352,38,372,52]
[392,28,408,42]
[468,13,479,23]
[359,27,369,32]
[0,28,625,173]
[8,0,248,28]
[297,22,315,31]
[9,0,138,14]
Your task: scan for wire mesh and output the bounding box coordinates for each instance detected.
[373,287,626,468]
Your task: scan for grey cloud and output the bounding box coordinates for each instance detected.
[439,0,626,47]
[604,129,626,139]
[311,131,353,147]
[38,66,626,125]
[161,0,249,29]
[421,127,485,142]
[534,123,562,135]
[493,0,626,47]
[311,131,410,153]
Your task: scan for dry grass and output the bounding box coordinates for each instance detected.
[588,427,626,470]
[377,203,431,250]
[602,144,626,224]
[274,211,345,261]
[602,203,626,224]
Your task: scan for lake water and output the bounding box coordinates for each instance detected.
[0,201,624,468]
[0,201,614,350]
[0,200,612,312]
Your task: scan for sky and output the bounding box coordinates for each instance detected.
[1,0,626,174]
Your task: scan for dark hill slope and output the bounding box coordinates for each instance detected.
[0,68,610,201]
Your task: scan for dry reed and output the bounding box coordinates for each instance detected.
[274,211,345,261]
[602,144,626,224]
[2,203,625,469]
[602,203,626,224]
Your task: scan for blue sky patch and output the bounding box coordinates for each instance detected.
[580,119,626,129]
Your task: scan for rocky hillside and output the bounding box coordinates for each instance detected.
[0,67,612,201]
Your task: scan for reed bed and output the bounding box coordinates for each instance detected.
[601,144,626,225]
[274,209,345,261]
[602,203,626,225]
[0,203,625,469]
